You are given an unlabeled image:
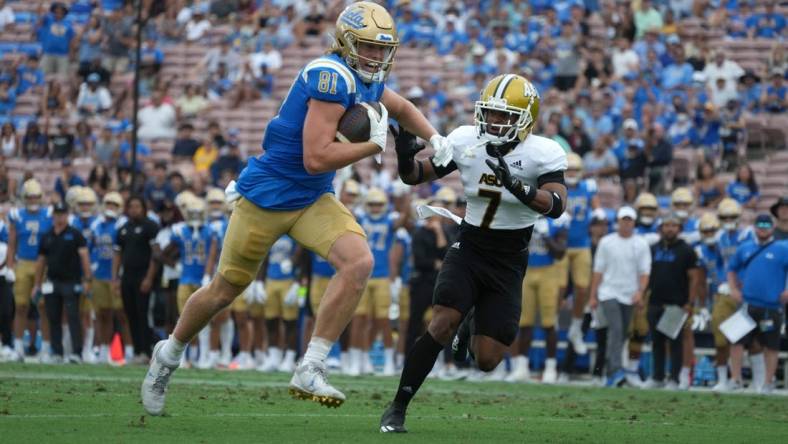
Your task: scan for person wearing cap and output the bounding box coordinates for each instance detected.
[771,195,788,240]
[589,206,651,387]
[727,213,788,393]
[31,202,92,363]
[76,72,113,117]
[643,213,702,390]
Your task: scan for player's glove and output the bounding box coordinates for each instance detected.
[485,152,536,204]
[363,102,389,153]
[201,274,211,287]
[252,280,267,304]
[692,307,711,331]
[430,134,454,167]
[3,268,15,283]
[284,283,300,307]
[224,180,241,204]
[389,277,402,306]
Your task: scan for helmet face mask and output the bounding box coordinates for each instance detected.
[23,179,44,212]
[475,104,528,145]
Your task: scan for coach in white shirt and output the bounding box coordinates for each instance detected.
[589,206,651,386]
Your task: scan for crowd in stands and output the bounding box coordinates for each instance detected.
[0,0,785,390]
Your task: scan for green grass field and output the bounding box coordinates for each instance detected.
[1,363,787,443]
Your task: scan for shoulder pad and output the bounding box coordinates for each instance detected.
[302,57,356,103]
[584,179,598,193]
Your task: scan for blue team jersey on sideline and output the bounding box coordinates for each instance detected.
[395,227,412,283]
[728,239,788,309]
[89,216,123,280]
[311,252,334,278]
[718,227,754,268]
[267,235,297,280]
[528,217,568,268]
[695,241,726,296]
[209,216,229,250]
[566,179,596,248]
[0,220,8,243]
[9,207,53,261]
[70,214,97,248]
[236,53,386,210]
[359,211,398,279]
[169,223,215,286]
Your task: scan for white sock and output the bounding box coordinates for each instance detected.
[282,349,296,365]
[14,338,24,353]
[198,327,210,361]
[98,345,109,361]
[220,319,234,358]
[626,359,639,372]
[716,365,728,384]
[396,352,404,368]
[349,347,361,370]
[255,348,265,365]
[209,350,220,363]
[679,366,691,384]
[42,340,51,355]
[750,353,765,389]
[302,337,333,366]
[161,334,187,364]
[340,351,350,369]
[84,327,94,352]
[384,348,394,366]
[545,357,557,371]
[570,317,583,332]
[124,345,134,360]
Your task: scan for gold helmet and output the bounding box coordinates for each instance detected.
[717,197,741,230]
[671,187,694,220]
[699,212,721,231]
[342,179,361,197]
[184,198,206,225]
[635,192,658,210]
[331,1,399,83]
[432,186,457,206]
[565,153,583,186]
[365,187,388,215]
[475,74,540,145]
[206,188,226,219]
[175,191,196,216]
[102,191,124,219]
[76,187,98,218]
[22,178,43,211]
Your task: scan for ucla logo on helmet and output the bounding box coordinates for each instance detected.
[341,9,366,29]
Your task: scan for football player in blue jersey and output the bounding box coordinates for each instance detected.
[90,192,132,365]
[70,187,99,364]
[634,192,660,241]
[672,187,700,244]
[507,215,569,384]
[710,198,754,391]
[348,187,409,376]
[390,224,413,370]
[7,179,53,362]
[143,3,453,411]
[561,153,599,355]
[257,235,302,373]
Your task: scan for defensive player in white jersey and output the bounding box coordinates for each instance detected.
[380,74,567,433]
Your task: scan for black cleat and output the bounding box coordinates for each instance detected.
[451,307,475,363]
[380,402,408,433]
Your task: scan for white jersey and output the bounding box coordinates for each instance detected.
[447,126,568,230]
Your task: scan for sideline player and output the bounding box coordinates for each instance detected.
[380,74,567,432]
[142,1,451,414]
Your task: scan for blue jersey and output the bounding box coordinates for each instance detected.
[528,217,569,268]
[89,216,123,280]
[718,228,754,268]
[236,53,385,210]
[169,223,215,285]
[679,217,700,244]
[9,207,53,261]
[210,216,229,251]
[395,227,412,283]
[267,235,297,280]
[0,220,8,243]
[359,211,398,279]
[728,240,788,309]
[311,252,334,278]
[70,215,97,246]
[694,241,726,297]
[566,179,596,248]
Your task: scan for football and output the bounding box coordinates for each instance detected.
[336,102,382,143]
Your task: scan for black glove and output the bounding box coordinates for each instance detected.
[390,124,425,178]
[485,153,537,204]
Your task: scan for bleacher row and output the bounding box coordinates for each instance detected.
[0,1,786,219]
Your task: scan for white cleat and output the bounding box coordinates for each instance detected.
[289,362,346,408]
[567,325,588,355]
[542,366,558,384]
[141,340,180,416]
[277,356,296,373]
[505,365,531,383]
[641,378,664,389]
[82,349,97,365]
[664,380,679,391]
[381,360,397,377]
[711,380,731,393]
[625,372,645,388]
